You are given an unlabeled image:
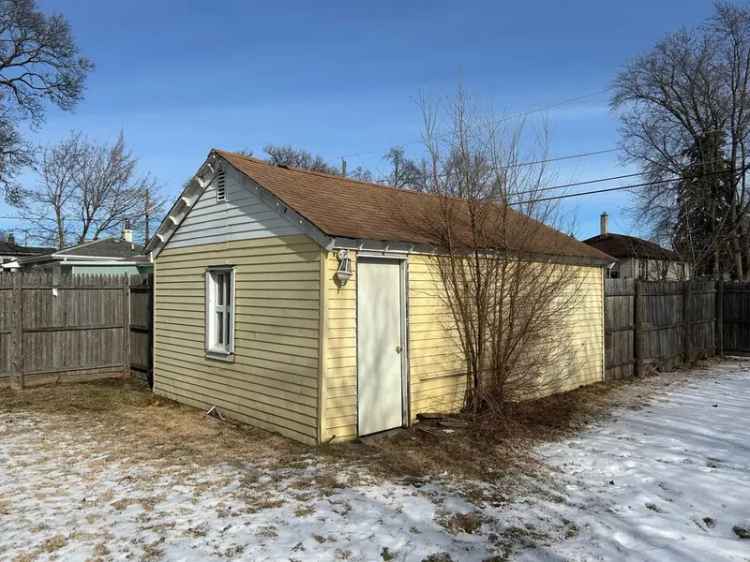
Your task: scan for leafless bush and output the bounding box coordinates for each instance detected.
[409,89,584,414]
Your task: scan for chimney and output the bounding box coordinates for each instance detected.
[600,212,609,236]
[122,220,133,244]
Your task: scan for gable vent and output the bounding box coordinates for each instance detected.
[216,170,226,202]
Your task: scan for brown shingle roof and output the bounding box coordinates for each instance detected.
[583,233,681,262]
[57,238,145,258]
[0,240,54,256]
[216,150,612,264]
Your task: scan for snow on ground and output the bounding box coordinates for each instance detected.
[512,361,750,562]
[1,361,749,561]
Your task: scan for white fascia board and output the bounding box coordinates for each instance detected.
[59,260,147,267]
[56,255,148,262]
[148,153,221,259]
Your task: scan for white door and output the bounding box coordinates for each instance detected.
[357,259,404,436]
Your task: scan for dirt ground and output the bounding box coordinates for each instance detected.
[1,360,745,561]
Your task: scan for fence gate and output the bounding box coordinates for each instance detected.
[129,274,153,385]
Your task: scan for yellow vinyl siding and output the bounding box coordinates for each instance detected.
[153,234,321,445]
[322,251,358,441]
[322,252,605,440]
[407,255,466,416]
[407,255,605,417]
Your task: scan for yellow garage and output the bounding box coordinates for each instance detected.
[147,150,610,445]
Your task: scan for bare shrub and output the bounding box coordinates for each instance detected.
[409,88,585,415]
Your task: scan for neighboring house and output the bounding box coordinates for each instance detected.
[0,234,54,268]
[147,149,611,445]
[583,213,690,281]
[4,230,151,276]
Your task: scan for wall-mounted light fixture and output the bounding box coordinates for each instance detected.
[335,249,352,286]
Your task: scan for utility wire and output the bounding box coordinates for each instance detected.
[503,148,618,170]
[510,154,747,198]
[510,167,743,206]
[340,88,612,160]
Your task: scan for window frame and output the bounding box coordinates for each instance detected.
[205,266,235,359]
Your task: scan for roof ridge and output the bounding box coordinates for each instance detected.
[57,237,142,254]
[56,237,112,253]
[216,149,438,199]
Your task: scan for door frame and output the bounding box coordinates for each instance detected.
[355,254,410,435]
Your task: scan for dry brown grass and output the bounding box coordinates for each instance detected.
[1,364,709,490]
[321,366,707,484]
[0,378,305,472]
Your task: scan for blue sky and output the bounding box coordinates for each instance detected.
[5,0,717,242]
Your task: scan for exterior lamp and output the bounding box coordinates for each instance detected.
[335,249,352,286]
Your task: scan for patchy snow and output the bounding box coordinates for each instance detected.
[1,361,749,561]
[511,361,750,562]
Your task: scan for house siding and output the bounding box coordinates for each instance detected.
[322,252,605,441]
[323,251,358,441]
[153,235,322,445]
[408,255,605,408]
[167,165,302,249]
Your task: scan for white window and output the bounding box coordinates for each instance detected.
[206,268,234,355]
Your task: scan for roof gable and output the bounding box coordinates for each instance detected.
[165,163,303,250]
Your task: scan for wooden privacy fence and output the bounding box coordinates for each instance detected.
[0,271,153,388]
[722,281,750,353]
[604,278,742,381]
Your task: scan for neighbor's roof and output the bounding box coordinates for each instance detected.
[17,238,148,266]
[56,238,145,258]
[215,150,612,264]
[0,240,54,256]
[583,233,681,262]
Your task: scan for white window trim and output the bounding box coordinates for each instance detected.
[205,266,235,359]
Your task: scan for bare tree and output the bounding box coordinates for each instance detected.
[410,89,584,414]
[19,131,159,248]
[612,1,750,279]
[0,0,93,201]
[21,130,83,247]
[264,144,340,175]
[383,146,427,190]
[347,165,373,182]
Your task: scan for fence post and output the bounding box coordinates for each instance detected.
[11,272,24,390]
[682,281,690,365]
[716,279,724,358]
[633,279,641,377]
[122,276,130,376]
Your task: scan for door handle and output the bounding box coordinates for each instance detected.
[395,345,402,354]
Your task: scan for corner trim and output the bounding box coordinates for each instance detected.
[317,249,329,444]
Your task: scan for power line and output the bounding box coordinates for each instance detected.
[340,88,613,160]
[497,88,612,124]
[512,171,643,197]
[511,153,747,198]
[503,148,618,170]
[510,167,741,206]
